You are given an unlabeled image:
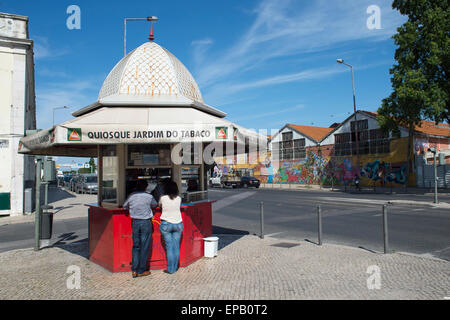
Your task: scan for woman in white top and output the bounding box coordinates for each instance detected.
[158,180,183,274]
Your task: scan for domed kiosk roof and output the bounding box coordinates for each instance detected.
[73,41,225,118]
[99,41,203,103]
[18,39,267,157]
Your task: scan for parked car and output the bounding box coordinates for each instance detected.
[240,176,260,188]
[74,174,98,194]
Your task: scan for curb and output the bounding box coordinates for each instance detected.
[386,200,450,208]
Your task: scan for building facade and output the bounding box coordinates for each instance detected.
[0,12,36,215]
[214,111,450,188]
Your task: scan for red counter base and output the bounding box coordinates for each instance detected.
[88,202,213,273]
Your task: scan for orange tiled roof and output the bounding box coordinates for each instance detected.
[287,124,334,142]
[415,120,450,137]
[361,111,450,137]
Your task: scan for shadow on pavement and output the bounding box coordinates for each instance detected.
[50,232,89,259]
[42,186,76,204]
[49,226,249,262]
[212,225,249,251]
[322,185,450,196]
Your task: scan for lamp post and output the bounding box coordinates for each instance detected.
[124,16,158,57]
[428,147,438,204]
[52,106,69,127]
[337,59,360,173]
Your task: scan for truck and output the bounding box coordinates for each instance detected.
[218,174,241,188]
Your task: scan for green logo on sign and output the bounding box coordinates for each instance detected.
[215,127,228,139]
[67,128,82,141]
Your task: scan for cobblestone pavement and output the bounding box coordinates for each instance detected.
[0,235,448,300]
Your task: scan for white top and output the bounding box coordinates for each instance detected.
[159,195,182,224]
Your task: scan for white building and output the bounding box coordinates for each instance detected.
[0,12,36,216]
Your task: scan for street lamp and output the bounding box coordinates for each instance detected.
[124,16,158,56]
[428,147,438,204]
[337,58,360,172]
[52,106,69,127]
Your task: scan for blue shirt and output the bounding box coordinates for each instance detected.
[123,192,157,219]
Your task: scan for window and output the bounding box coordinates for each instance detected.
[282,132,293,141]
[334,127,390,156]
[275,131,306,160]
[101,145,118,204]
[334,133,352,156]
[368,129,389,154]
[350,119,368,131]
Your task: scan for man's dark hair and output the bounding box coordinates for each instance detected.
[136,179,148,192]
[165,180,179,200]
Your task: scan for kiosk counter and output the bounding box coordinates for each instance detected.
[87,200,213,273]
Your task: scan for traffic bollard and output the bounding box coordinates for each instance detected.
[260,201,264,239]
[383,204,389,254]
[317,204,322,246]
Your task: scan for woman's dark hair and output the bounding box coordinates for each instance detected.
[136,179,148,192]
[165,180,179,200]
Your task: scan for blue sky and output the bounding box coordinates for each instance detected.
[2,0,406,165]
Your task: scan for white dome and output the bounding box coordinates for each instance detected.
[98,41,203,104]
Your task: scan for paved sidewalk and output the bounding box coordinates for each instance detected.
[0,187,95,226]
[259,183,450,208]
[0,234,448,300]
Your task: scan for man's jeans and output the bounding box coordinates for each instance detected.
[160,221,183,274]
[131,219,153,274]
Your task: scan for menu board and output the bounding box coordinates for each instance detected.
[127,144,171,166]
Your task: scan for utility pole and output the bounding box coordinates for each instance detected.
[428,148,438,204]
[34,157,43,251]
[337,59,360,173]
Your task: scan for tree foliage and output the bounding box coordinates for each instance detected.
[378,0,449,135]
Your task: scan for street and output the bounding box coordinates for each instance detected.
[209,187,450,261]
[0,186,449,261]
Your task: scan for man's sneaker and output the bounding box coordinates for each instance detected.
[137,271,151,277]
[132,271,138,278]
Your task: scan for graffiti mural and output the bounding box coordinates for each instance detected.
[214,147,410,186]
[360,160,407,185]
[273,151,330,184]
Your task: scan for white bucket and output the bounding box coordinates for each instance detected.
[204,236,219,258]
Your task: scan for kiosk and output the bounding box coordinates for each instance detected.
[19,35,266,272]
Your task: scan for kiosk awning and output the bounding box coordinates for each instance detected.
[18,106,267,156]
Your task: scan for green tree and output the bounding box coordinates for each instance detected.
[377,0,449,186]
[89,157,97,173]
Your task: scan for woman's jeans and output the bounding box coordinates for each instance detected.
[131,219,153,274]
[160,221,183,273]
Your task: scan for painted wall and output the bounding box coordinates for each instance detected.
[215,137,415,187]
[414,136,450,164]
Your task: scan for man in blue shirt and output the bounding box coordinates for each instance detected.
[123,179,157,278]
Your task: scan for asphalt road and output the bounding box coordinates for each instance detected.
[0,187,449,261]
[208,187,450,261]
[0,217,88,253]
